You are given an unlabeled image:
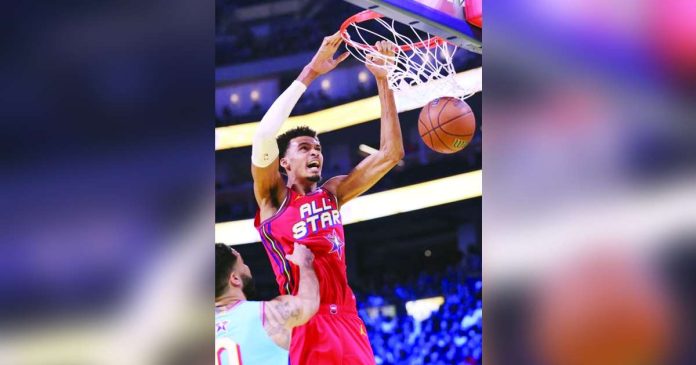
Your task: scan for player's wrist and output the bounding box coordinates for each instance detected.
[298,66,319,86]
[375,77,390,89]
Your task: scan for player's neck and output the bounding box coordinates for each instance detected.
[215,291,245,308]
[286,176,318,195]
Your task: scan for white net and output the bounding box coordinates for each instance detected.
[343,16,477,108]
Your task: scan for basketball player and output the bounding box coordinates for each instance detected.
[215,242,319,364]
[250,32,403,364]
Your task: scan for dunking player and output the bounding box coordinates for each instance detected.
[250,31,403,364]
[215,242,319,364]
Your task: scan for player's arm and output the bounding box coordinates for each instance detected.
[264,243,320,331]
[250,80,304,212]
[324,41,404,206]
[252,32,349,212]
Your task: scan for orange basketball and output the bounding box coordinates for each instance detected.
[418,97,476,154]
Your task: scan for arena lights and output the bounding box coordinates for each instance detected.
[358,144,378,155]
[359,144,403,166]
[216,170,481,245]
[358,71,369,83]
[321,79,331,90]
[215,97,382,150]
[215,67,481,150]
[405,296,445,322]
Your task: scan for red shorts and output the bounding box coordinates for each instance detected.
[290,304,375,365]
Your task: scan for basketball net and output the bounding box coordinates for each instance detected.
[341,12,480,109]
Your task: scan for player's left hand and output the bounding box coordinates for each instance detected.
[307,32,350,75]
[286,242,315,268]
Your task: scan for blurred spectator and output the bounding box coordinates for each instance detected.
[216,1,357,65]
[356,265,482,365]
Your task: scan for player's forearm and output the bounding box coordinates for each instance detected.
[376,79,405,161]
[254,81,306,140]
[296,263,320,317]
[251,81,307,167]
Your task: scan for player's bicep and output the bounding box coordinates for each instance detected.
[330,150,398,205]
[251,160,285,205]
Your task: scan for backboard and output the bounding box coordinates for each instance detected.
[342,0,482,53]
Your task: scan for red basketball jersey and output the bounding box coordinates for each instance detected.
[255,185,356,308]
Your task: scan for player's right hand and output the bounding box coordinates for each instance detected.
[286,242,314,268]
[366,40,396,80]
[307,32,350,75]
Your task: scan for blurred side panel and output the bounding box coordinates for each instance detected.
[0,0,215,364]
[484,0,696,364]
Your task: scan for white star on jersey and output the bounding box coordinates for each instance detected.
[326,229,345,259]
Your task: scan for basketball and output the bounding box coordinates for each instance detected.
[418,97,476,154]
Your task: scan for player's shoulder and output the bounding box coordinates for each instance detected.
[321,175,347,195]
[216,300,256,315]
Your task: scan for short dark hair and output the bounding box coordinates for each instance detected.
[215,243,238,298]
[276,126,318,173]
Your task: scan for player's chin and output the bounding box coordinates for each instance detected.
[307,174,321,183]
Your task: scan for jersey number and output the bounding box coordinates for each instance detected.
[215,338,243,365]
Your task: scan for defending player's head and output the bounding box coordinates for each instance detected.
[276,126,322,183]
[216,243,257,300]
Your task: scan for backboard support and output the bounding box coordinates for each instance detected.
[343,0,482,54]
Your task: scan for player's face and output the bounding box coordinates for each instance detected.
[231,248,257,299]
[284,136,323,183]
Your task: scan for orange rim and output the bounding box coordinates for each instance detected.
[340,10,445,52]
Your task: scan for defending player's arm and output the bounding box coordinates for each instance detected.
[264,243,320,331]
[324,41,405,206]
[252,32,349,216]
